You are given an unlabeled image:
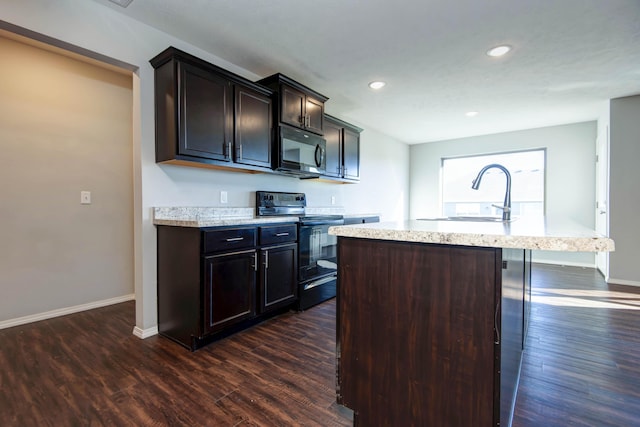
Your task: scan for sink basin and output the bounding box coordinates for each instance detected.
[417,216,514,223]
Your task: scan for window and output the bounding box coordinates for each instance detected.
[441,150,545,218]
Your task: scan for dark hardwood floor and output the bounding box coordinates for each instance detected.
[513,264,640,427]
[0,300,352,426]
[1,264,639,426]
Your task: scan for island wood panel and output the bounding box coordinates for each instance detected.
[337,237,500,426]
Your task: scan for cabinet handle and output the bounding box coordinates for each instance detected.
[299,115,305,125]
[237,144,243,160]
[264,251,269,269]
[226,237,244,242]
[495,299,501,345]
[253,252,258,272]
[305,115,310,127]
[275,232,289,237]
[226,141,232,159]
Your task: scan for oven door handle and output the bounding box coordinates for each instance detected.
[299,219,344,227]
[303,275,337,291]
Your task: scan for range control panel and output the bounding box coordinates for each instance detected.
[256,191,306,216]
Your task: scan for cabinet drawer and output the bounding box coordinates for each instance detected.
[259,224,297,245]
[203,227,256,253]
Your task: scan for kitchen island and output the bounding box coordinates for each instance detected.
[329,218,614,427]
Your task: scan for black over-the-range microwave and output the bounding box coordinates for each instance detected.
[275,125,326,178]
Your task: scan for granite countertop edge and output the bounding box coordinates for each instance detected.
[328,218,615,253]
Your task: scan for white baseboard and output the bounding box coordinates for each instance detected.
[132,325,158,339]
[0,293,135,330]
[607,277,640,287]
[532,259,595,268]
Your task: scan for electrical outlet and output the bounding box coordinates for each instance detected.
[80,191,91,205]
[331,196,336,205]
[220,191,228,204]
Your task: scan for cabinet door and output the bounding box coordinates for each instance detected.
[234,85,272,168]
[179,62,233,161]
[281,85,305,129]
[203,249,256,334]
[260,243,298,313]
[323,119,343,178]
[342,127,360,180]
[304,95,325,135]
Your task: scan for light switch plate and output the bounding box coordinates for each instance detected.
[220,191,228,204]
[80,191,91,205]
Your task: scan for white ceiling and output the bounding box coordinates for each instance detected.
[95,0,640,144]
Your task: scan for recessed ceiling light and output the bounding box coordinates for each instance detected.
[368,81,386,90]
[465,111,479,117]
[486,45,512,57]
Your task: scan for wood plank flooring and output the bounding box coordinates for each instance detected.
[1,264,639,426]
[0,300,352,426]
[513,264,640,427]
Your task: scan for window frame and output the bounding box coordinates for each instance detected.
[440,148,547,218]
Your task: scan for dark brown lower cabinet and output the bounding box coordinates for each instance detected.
[204,249,257,334]
[259,243,298,313]
[157,223,297,351]
[336,237,529,427]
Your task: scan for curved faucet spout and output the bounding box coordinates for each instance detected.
[471,163,512,221]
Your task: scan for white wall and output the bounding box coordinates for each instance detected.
[0,0,409,332]
[0,35,134,324]
[608,95,640,285]
[410,122,597,267]
[153,125,408,220]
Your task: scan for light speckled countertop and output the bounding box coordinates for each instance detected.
[153,207,296,227]
[329,217,614,252]
[152,206,378,228]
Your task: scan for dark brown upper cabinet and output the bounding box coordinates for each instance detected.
[323,114,363,182]
[234,85,273,168]
[177,61,232,161]
[150,47,274,172]
[257,73,328,135]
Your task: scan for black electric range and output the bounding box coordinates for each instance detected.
[256,191,343,310]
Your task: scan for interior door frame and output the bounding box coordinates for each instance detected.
[595,125,610,280]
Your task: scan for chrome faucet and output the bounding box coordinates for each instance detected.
[471,163,512,221]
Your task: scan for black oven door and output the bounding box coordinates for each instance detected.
[298,219,343,282]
